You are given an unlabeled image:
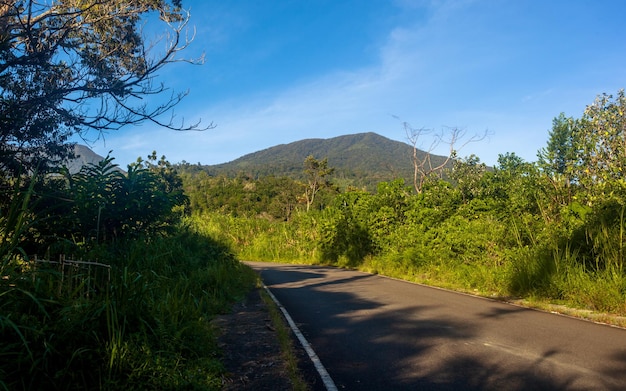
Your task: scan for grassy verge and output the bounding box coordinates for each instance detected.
[197,212,626,327]
[1,221,257,390]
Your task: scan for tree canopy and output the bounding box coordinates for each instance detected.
[0,0,203,173]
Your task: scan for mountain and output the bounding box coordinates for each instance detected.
[201,132,451,191]
[64,144,125,174]
[63,144,104,174]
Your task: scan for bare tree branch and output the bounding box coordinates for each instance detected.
[0,0,209,173]
[403,122,488,193]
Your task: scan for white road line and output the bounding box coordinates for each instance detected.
[262,283,338,391]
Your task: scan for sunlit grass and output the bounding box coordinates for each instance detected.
[202,210,626,325]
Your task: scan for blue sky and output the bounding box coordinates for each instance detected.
[87,0,626,168]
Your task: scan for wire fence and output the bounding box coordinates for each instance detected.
[31,255,111,298]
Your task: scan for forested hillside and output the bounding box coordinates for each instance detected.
[189,132,450,191]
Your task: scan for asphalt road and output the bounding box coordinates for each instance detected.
[246,261,626,391]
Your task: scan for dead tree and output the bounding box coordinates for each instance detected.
[404,123,487,193]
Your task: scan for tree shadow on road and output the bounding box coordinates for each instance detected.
[258,264,626,391]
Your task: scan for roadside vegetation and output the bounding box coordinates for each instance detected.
[183,90,626,320]
[1,1,257,389]
[1,155,256,389]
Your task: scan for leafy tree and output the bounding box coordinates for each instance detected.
[117,152,188,237]
[537,113,577,179]
[409,178,459,229]
[367,180,411,252]
[497,152,527,174]
[257,176,301,221]
[489,152,539,213]
[537,113,577,208]
[449,154,487,203]
[572,90,626,202]
[303,155,335,211]
[319,191,372,265]
[0,0,205,173]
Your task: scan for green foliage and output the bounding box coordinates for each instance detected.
[18,154,189,260]
[0,152,257,389]
[303,155,336,212]
[507,245,560,296]
[318,195,372,266]
[180,171,305,220]
[537,113,577,179]
[449,154,487,203]
[362,180,411,252]
[193,211,319,263]
[0,0,199,174]
[0,218,255,390]
[573,90,626,201]
[571,199,626,273]
[489,153,540,214]
[181,89,626,323]
[0,175,37,267]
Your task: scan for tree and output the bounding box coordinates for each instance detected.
[450,154,487,203]
[537,113,577,179]
[318,191,372,265]
[258,176,301,221]
[536,114,578,209]
[490,152,541,216]
[0,0,206,174]
[403,123,487,193]
[303,155,334,212]
[572,90,626,201]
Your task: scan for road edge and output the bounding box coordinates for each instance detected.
[261,283,338,391]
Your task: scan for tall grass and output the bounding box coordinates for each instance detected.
[1,214,256,390]
[198,208,626,318]
[193,212,319,264]
[1,176,36,269]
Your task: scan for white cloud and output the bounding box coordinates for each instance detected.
[91,0,625,168]
[94,2,513,166]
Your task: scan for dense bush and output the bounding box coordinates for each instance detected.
[1,156,256,390]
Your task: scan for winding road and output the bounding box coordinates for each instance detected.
[247,261,626,391]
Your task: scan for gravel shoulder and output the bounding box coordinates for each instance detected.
[213,287,322,391]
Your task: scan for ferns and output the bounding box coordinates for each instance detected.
[0,156,254,390]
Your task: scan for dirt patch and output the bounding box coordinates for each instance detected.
[213,288,322,390]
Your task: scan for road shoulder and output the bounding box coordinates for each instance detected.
[214,287,322,390]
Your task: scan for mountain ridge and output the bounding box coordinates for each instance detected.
[200,132,450,191]
[69,133,451,191]
[64,145,129,174]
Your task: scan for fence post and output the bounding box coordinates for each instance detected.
[59,254,65,296]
